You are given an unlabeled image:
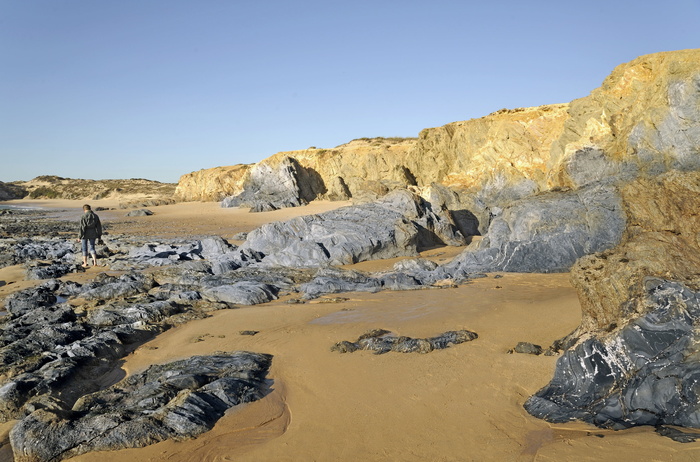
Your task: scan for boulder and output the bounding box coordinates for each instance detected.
[125,209,153,217]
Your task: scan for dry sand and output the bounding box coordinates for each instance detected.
[1,199,698,461]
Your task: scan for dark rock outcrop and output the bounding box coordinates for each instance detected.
[9,352,272,462]
[525,280,700,430]
[331,328,478,354]
[238,189,466,267]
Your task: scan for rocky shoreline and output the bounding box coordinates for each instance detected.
[2,49,700,460]
[2,166,700,459]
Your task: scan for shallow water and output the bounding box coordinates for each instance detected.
[0,204,42,210]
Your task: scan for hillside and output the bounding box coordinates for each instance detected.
[3,176,177,204]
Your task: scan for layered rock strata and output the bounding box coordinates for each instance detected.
[525,280,700,430]
[10,352,272,462]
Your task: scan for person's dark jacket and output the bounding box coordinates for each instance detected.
[79,210,102,240]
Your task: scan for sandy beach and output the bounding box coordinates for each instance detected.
[1,200,698,461]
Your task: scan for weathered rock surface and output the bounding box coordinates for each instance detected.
[439,184,625,274]
[176,138,417,203]
[201,281,279,306]
[525,280,700,430]
[175,164,252,202]
[221,157,317,212]
[331,328,478,354]
[569,171,700,336]
[9,352,272,462]
[237,189,466,267]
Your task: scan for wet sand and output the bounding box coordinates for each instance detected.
[1,199,698,461]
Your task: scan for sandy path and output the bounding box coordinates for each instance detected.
[2,199,699,461]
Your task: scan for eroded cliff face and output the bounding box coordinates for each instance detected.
[570,170,700,337]
[174,138,418,202]
[177,49,700,215]
[408,104,570,194]
[549,49,700,188]
[175,164,252,202]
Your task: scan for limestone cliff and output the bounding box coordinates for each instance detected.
[549,49,700,187]
[175,164,251,202]
[569,170,700,336]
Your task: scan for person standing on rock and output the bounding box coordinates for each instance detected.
[78,204,102,267]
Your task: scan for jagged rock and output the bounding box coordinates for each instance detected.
[197,236,234,258]
[79,272,156,300]
[127,241,205,266]
[9,352,272,462]
[332,328,478,354]
[393,258,438,273]
[221,157,311,211]
[378,272,423,291]
[25,262,77,280]
[86,300,182,327]
[300,267,382,299]
[150,260,213,286]
[4,285,57,316]
[14,238,76,263]
[525,280,700,430]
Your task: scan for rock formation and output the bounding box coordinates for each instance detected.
[175,138,418,205]
[9,352,271,462]
[176,50,700,222]
[236,189,467,267]
[221,157,317,211]
[3,49,700,457]
[331,328,478,354]
[569,171,700,337]
[175,164,252,202]
[525,280,700,430]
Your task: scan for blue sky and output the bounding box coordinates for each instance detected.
[1,0,698,183]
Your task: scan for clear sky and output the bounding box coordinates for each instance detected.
[1,0,698,183]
